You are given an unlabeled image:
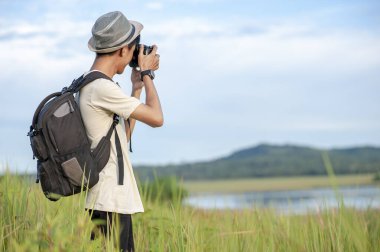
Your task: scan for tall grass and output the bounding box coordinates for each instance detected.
[1,163,380,251]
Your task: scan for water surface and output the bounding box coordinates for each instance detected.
[184,186,380,214]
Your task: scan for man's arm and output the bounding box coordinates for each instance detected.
[125,86,142,142]
[125,45,163,142]
[130,75,163,127]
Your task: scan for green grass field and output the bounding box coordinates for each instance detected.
[183,174,377,194]
[1,171,380,251]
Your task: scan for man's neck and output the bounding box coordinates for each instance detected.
[90,57,118,79]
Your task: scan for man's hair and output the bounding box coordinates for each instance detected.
[96,50,118,57]
[96,35,141,57]
[129,35,140,49]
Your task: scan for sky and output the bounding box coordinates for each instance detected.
[0,0,379,173]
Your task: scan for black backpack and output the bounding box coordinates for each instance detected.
[28,71,126,201]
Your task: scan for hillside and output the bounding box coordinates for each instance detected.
[134,144,380,181]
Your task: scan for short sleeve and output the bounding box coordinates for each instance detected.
[91,80,142,119]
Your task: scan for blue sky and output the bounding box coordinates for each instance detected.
[0,0,379,173]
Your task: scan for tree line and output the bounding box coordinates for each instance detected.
[134,144,380,181]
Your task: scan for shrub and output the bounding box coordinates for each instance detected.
[373,172,380,182]
[141,176,188,204]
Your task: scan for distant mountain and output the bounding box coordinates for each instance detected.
[134,144,380,181]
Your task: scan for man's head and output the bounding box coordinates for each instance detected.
[88,11,143,74]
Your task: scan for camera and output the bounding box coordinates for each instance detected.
[129,44,153,68]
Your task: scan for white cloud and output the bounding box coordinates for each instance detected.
[145,2,164,10]
[0,17,92,85]
[1,3,380,169]
[6,10,378,95]
[138,16,380,148]
[144,17,380,77]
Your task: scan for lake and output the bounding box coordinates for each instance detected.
[184,186,380,214]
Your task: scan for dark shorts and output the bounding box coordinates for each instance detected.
[86,209,135,252]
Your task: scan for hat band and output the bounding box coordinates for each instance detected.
[106,24,136,48]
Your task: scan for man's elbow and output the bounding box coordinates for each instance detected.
[151,116,164,128]
[151,115,164,128]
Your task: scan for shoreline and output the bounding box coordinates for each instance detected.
[183,174,378,194]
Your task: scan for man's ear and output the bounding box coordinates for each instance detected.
[120,47,127,57]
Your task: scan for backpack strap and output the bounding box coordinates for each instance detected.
[72,71,130,185]
[126,118,133,152]
[32,92,62,129]
[104,114,124,185]
[114,122,124,185]
[76,71,133,153]
[69,71,113,93]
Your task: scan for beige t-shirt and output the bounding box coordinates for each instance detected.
[78,70,144,214]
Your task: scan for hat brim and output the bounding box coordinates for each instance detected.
[88,20,143,53]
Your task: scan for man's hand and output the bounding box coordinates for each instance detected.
[138,45,160,71]
[131,68,144,91]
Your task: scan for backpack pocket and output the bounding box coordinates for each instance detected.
[30,133,49,161]
[92,136,111,172]
[61,157,88,187]
[47,100,88,154]
[38,159,61,201]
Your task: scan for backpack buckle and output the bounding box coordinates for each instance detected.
[27,127,39,137]
[61,86,68,94]
[113,114,120,125]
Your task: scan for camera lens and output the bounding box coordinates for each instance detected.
[143,45,153,55]
[129,44,154,68]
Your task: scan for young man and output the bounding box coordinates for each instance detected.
[80,11,163,251]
